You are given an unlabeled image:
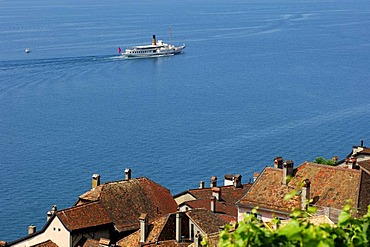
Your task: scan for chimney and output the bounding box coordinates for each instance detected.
[176,212,182,242]
[47,205,57,221]
[274,157,284,169]
[282,160,294,185]
[139,213,148,243]
[212,187,221,201]
[199,181,204,189]
[92,174,100,189]
[99,238,111,247]
[348,157,357,169]
[301,179,311,210]
[333,156,338,163]
[152,35,157,45]
[361,139,364,147]
[125,168,131,180]
[233,174,242,188]
[210,176,217,188]
[194,231,201,247]
[28,225,36,235]
[210,196,216,213]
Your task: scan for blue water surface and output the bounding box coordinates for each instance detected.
[1,0,370,241]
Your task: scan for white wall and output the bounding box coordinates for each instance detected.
[11,217,71,247]
[238,207,288,223]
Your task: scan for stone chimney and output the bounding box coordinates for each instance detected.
[92,174,101,189]
[28,225,36,235]
[194,231,201,247]
[233,174,242,188]
[282,160,294,185]
[210,196,216,213]
[212,187,221,201]
[139,213,148,243]
[210,176,217,188]
[301,179,311,210]
[125,168,131,180]
[348,157,357,169]
[176,212,182,242]
[47,205,57,221]
[199,181,205,189]
[274,157,284,169]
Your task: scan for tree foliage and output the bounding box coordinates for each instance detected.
[314,156,336,166]
[212,205,370,247]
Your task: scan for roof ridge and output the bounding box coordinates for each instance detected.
[57,200,102,213]
[300,162,361,172]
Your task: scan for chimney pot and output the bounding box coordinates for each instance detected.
[210,176,217,188]
[274,157,284,169]
[125,168,131,180]
[233,174,242,188]
[92,174,101,189]
[210,196,216,212]
[176,212,182,242]
[282,160,294,185]
[301,179,311,210]
[47,205,57,221]
[28,225,36,235]
[212,187,221,201]
[348,157,357,169]
[139,213,148,243]
[199,181,204,189]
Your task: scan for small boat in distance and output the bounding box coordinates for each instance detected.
[25,48,31,53]
[122,35,185,58]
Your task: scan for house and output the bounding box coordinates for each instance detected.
[336,140,370,168]
[8,169,178,247]
[236,158,362,223]
[116,208,227,247]
[174,175,252,222]
[357,159,370,215]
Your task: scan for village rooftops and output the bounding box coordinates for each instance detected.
[76,176,178,232]
[117,208,227,246]
[237,162,361,214]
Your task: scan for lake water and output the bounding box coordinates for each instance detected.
[1,0,370,242]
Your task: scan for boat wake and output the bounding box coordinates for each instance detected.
[0,54,124,71]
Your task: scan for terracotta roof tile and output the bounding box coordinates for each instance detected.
[179,184,251,218]
[238,162,361,213]
[31,240,58,247]
[359,160,370,174]
[117,215,169,246]
[186,209,227,235]
[56,201,112,231]
[78,177,178,233]
[81,239,100,247]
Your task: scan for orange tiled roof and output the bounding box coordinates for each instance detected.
[117,209,226,246]
[238,162,361,213]
[117,214,169,246]
[178,184,251,218]
[77,177,178,232]
[31,240,58,247]
[359,159,370,174]
[186,209,227,234]
[56,201,112,231]
[81,239,101,247]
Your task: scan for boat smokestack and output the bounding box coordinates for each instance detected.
[152,35,156,45]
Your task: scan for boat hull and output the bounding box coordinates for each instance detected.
[122,45,185,58]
